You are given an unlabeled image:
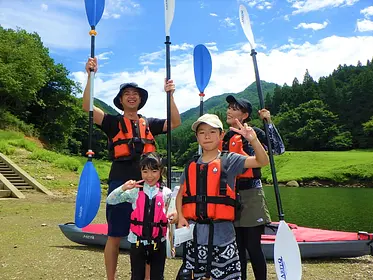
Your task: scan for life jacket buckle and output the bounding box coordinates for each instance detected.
[153,242,158,251]
[136,240,140,248]
[196,195,207,203]
[132,137,141,143]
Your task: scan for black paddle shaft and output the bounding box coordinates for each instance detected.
[250,49,284,221]
[199,98,204,116]
[88,26,96,161]
[165,36,172,191]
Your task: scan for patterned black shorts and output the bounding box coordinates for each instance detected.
[184,239,241,280]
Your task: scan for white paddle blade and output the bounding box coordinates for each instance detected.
[274,220,302,280]
[239,4,255,49]
[164,0,175,36]
[166,224,176,258]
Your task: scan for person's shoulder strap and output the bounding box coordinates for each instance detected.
[117,115,128,133]
[219,152,229,195]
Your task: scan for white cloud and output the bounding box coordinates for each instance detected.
[139,51,163,65]
[205,42,218,52]
[41,3,48,11]
[0,0,142,50]
[138,44,194,66]
[295,21,328,31]
[243,0,273,10]
[97,51,114,60]
[0,2,88,50]
[103,0,141,19]
[220,17,235,28]
[290,0,359,14]
[356,19,373,32]
[361,6,373,18]
[210,13,218,17]
[171,43,194,51]
[71,35,373,119]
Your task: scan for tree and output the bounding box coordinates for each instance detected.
[276,100,352,150]
[0,27,51,115]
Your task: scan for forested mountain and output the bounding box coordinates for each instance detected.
[1,26,372,167]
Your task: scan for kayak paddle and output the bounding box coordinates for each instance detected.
[193,44,212,117]
[239,4,302,280]
[164,0,175,193]
[75,0,105,229]
[193,44,212,154]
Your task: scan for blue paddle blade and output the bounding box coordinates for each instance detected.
[84,0,105,27]
[75,161,101,228]
[193,44,212,93]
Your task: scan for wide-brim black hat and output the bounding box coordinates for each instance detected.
[113,82,148,111]
[226,95,252,115]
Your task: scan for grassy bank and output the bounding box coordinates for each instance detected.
[0,130,111,193]
[260,150,373,185]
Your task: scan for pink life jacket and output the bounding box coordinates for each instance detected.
[130,186,168,241]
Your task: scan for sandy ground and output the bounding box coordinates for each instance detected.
[0,191,372,280]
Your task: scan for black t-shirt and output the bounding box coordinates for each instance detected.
[99,114,166,182]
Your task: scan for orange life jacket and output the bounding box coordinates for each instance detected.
[110,116,156,161]
[220,132,261,180]
[182,152,236,221]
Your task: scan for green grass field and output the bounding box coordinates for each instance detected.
[261,150,373,184]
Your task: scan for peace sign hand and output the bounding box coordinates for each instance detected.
[122,180,144,191]
[230,119,258,143]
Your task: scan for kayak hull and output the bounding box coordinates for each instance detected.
[59,223,373,259]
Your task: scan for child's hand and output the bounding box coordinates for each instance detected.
[122,180,144,190]
[177,216,189,228]
[230,118,258,143]
[167,211,178,224]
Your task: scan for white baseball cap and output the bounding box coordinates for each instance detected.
[191,114,223,132]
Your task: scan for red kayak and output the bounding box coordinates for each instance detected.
[59,222,373,259]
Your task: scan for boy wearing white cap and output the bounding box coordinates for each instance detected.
[176,114,269,280]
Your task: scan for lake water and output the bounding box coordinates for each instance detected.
[171,182,373,233]
[263,186,373,233]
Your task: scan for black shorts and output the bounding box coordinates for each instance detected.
[106,180,133,237]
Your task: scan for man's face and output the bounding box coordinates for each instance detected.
[120,88,141,110]
[196,123,223,151]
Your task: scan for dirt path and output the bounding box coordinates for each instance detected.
[0,192,372,280]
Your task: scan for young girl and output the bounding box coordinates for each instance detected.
[107,152,176,280]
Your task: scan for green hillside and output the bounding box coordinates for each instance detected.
[93,98,118,115]
[180,81,277,122]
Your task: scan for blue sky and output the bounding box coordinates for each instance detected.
[1,0,373,118]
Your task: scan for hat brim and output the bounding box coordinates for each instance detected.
[226,95,239,105]
[191,120,222,132]
[113,86,148,111]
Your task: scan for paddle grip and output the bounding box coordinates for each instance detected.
[87,27,96,159]
[251,49,284,220]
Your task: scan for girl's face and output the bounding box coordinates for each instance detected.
[226,104,249,126]
[141,167,161,187]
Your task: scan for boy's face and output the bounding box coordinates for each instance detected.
[195,123,223,151]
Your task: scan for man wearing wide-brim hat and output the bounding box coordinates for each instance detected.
[83,57,181,280]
